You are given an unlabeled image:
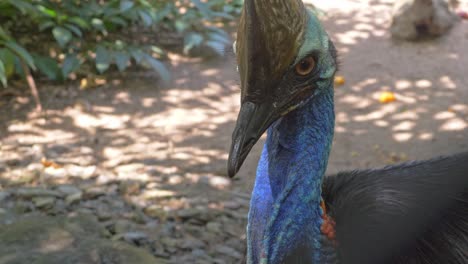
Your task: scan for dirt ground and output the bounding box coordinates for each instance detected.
[0,0,467,263]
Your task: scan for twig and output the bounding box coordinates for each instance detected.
[20,61,42,112]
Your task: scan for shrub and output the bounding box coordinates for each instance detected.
[0,0,242,90]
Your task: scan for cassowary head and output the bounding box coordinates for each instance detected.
[228,0,338,177]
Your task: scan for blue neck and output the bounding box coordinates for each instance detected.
[247,88,335,264]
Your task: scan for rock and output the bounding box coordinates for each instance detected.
[391,0,459,40]
[179,237,205,249]
[119,180,141,195]
[113,219,135,234]
[160,237,178,248]
[15,187,63,199]
[57,185,81,196]
[206,222,222,234]
[144,205,168,220]
[33,197,56,209]
[142,189,176,199]
[83,186,106,199]
[66,165,97,179]
[177,208,200,219]
[65,192,83,205]
[215,245,243,259]
[0,191,10,202]
[0,214,165,263]
[222,200,241,210]
[13,201,33,214]
[200,175,231,189]
[96,210,112,221]
[113,231,148,244]
[43,167,68,178]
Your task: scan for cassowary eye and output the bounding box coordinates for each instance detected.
[295,56,315,76]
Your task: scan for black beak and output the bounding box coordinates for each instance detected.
[228,101,277,177]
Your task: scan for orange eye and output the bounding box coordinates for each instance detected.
[295,56,316,76]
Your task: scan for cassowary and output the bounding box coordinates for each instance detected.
[227,0,468,263]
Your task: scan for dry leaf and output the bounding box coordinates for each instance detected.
[334,76,345,86]
[41,157,62,169]
[379,91,396,103]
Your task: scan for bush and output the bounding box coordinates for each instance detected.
[0,0,243,89]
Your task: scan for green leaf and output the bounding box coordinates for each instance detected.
[191,0,212,19]
[33,55,61,81]
[143,54,170,83]
[204,41,225,57]
[207,32,231,45]
[138,10,153,27]
[53,27,73,47]
[61,54,81,77]
[113,50,130,72]
[108,17,128,27]
[95,46,111,74]
[37,5,57,18]
[8,0,35,14]
[69,17,90,29]
[91,18,106,33]
[0,27,11,41]
[0,60,7,87]
[0,48,15,77]
[120,0,134,12]
[39,21,55,32]
[184,32,203,54]
[64,24,83,37]
[3,41,36,70]
[129,47,144,63]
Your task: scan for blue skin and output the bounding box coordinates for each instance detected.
[245,11,337,264]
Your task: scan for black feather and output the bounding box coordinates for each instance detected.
[323,152,468,264]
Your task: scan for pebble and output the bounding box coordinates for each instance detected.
[206,222,222,234]
[65,192,83,205]
[215,245,243,259]
[119,180,141,195]
[33,197,56,209]
[83,186,106,199]
[16,188,63,199]
[144,205,167,220]
[57,185,81,196]
[0,191,10,202]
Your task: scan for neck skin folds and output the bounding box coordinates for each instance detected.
[247,88,335,264]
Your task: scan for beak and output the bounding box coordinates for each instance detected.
[228,101,277,177]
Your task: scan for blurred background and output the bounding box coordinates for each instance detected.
[0,0,467,263]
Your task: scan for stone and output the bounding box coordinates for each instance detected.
[179,237,205,249]
[83,186,106,199]
[66,165,97,179]
[215,245,243,259]
[0,214,166,263]
[144,205,168,220]
[65,192,83,205]
[391,0,459,40]
[33,197,56,209]
[56,185,81,196]
[0,191,10,202]
[113,219,135,234]
[206,222,222,234]
[15,187,63,199]
[119,180,141,195]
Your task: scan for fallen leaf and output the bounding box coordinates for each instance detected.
[334,76,345,86]
[379,91,396,104]
[41,157,62,169]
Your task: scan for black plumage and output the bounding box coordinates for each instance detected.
[323,152,468,264]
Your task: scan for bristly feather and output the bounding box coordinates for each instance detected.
[323,152,468,264]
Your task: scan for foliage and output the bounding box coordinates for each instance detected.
[0,0,243,88]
